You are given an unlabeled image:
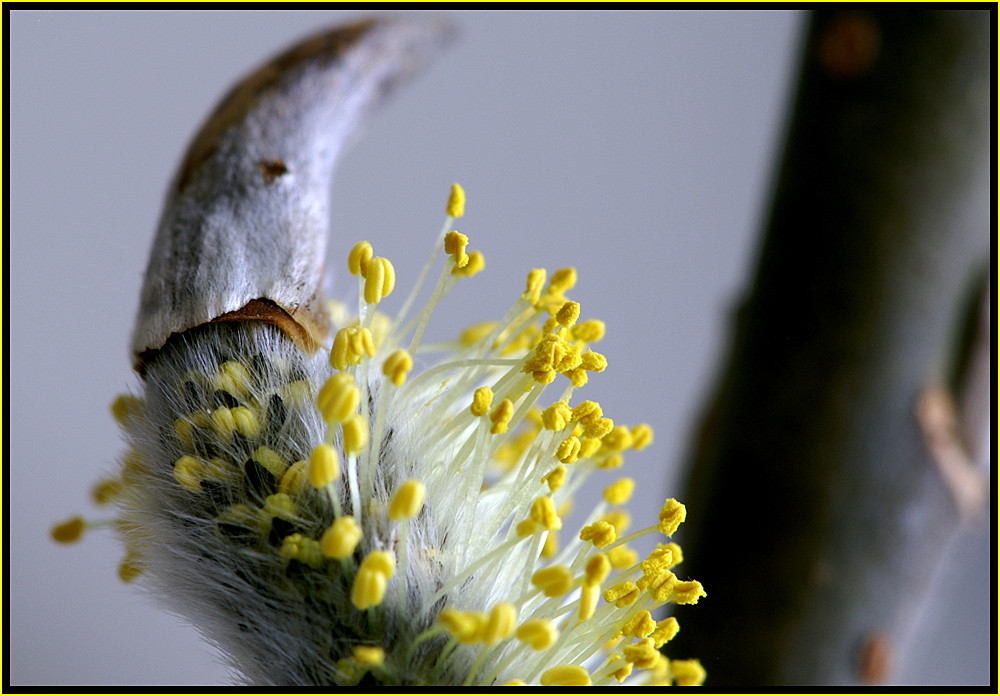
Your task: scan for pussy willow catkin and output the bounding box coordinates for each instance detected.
[52,17,705,687]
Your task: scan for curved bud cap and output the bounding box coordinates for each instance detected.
[132,16,454,371]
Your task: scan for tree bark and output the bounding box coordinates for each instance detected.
[672,9,991,685]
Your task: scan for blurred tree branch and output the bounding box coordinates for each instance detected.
[672,9,991,685]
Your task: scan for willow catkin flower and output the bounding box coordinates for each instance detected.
[51,17,704,688]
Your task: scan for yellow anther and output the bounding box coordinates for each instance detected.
[578,583,599,622]
[664,541,683,567]
[584,416,614,439]
[330,328,350,371]
[481,602,518,644]
[264,493,297,519]
[214,361,251,396]
[348,240,374,276]
[531,565,574,597]
[623,638,659,670]
[541,465,567,492]
[604,581,639,608]
[642,543,674,574]
[110,394,143,426]
[651,617,680,648]
[556,436,582,464]
[352,645,385,666]
[602,509,631,534]
[671,580,706,605]
[597,453,625,470]
[579,350,607,372]
[444,230,470,267]
[469,386,494,417]
[439,608,479,643]
[342,414,369,456]
[671,659,707,686]
[608,544,639,570]
[640,569,678,603]
[252,446,288,478]
[351,566,387,610]
[318,373,360,424]
[541,401,573,431]
[516,618,558,650]
[51,516,85,544]
[546,268,575,296]
[452,249,484,277]
[571,400,602,424]
[524,268,547,304]
[565,368,588,388]
[279,460,308,495]
[522,334,558,374]
[541,317,561,337]
[320,516,362,559]
[529,496,561,531]
[503,679,527,686]
[571,318,605,343]
[540,665,590,687]
[331,326,377,371]
[460,321,496,346]
[515,520,537,537]
[621,611,656,639]
[173,455,202,490]
[554,341,582,374]
[382,349,413,387]
[614,663,633,682]
[533,369,557,385]
[210,407,237,440]
[601,425,632,452]
[281,379,313,408]
[279,533,323,568]
[446,182,465,218]
[91,478,123,505]
[584,553,611,586]
[630,423,654,450]
[541,529,559,559]
[489,398,514,435]
[231,406,258,438]
[363,256,396,304]
[438,607,476,640]
[118,553,144,583]
[556,301,580,328]
[360,550,396,580]
[308,443,339,488]
[389,480,426,520]
[604,478,635,505]
[578,436,602,459]
[657,498,687,536]
[649,654,671,681]
[579,520,616,548]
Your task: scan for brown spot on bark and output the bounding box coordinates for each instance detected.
[259,158,289,183]
[857,631,892,685]
[817,12,880,81]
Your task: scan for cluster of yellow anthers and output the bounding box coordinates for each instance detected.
[299,184,706,686]
[53,183,705,686]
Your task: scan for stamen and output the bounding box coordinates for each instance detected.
[320,516,362,560]
[446,182,465,218]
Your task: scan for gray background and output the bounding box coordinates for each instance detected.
[10,9,989,686]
